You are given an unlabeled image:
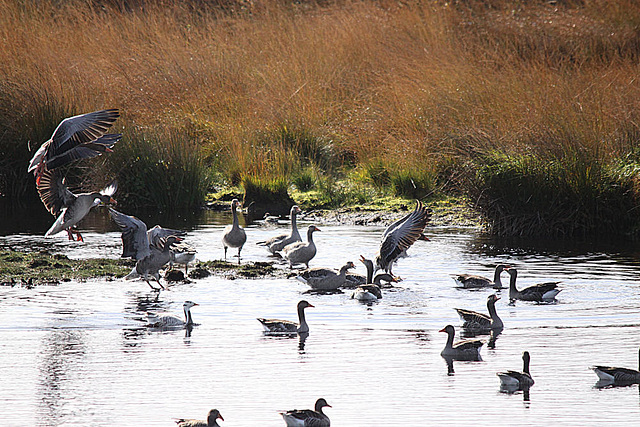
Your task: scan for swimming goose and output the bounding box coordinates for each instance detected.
[296,261,356,291]
[351,255,398,301]
[497,351,535,390]
[281,225,320,269]
[452,264,509,289]
[455,294,504,333]
[28,109,121,185]
[37,169,117,241]
[148,301,199,328]
[222,199,246,264]
[281,398,331,427]
[592,348,640,385]
[262,212,280,224]
[505,267,561,302]
[376,200,431,274]
[439,324,484,361]
[175,409,223,427]
[257,206,303,254]
[257,300,314,334]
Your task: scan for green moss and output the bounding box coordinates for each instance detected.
[195,260,283,278]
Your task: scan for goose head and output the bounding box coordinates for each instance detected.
[291,205,302,215]
[438,324,455,335]
[298,300,314,311]
[207,409,224,424]
[488,294,501,304]
[183,300,199,311]
[314,398,332,412]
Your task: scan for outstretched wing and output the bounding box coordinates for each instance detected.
[147,225,187,248]
[48,109,120,159]
[109,208,150,260]
[46,133,121,170]
[36,169,76,216]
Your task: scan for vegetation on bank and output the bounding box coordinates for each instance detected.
[2,0,640,237]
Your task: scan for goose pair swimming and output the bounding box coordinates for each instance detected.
[257,205,303,254]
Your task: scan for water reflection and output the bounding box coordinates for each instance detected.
[499,383,532,403]
[298,332,309,352]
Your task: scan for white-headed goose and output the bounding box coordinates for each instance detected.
[281,398,331,427]
[455,294,504,333]
[257,300,314,334]
[439,324,484,361]
[592,348,640,385]
[222,199,247,264]
[148,301,199,328]
[505,267,561,302]
[497,351,535,391]
[452,264,509,289]
[175,408,223,427]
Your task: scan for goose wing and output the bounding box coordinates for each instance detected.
[36,169,76,216]
[147,225,187,248]
[454,308,491,328]
[453,338,484,351]
[377,201,431,270]
[521,281,561,299]
[45,133,122,170]
[109,208,150,260]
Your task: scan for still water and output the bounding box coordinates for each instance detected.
[0,210,639,426]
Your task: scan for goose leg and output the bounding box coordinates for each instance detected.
[223,246,228,261]
[145,279,161,291]
[237,248,242,264]
[66,229,74,240]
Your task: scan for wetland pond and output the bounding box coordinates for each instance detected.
[0,209,639,426]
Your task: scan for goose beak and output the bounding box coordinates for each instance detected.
[218,414,224,421]
[110,197,117,205]
[495,296,501,301]
[193,302,199,306]
[308,303,315,308]
[359,255,366,263]
[438,327,447,333]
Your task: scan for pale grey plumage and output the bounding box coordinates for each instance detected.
[222,199,246,263]
[281,225,320,268]
[257,205,302,254]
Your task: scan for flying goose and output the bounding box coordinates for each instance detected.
[281,225,320,269]
[257,205,303,254]
[37,169,117,241]
[592,348,640,385]
[376,200,431,274]
[175,409,224,427]
[257,300,314,334]
[455,294,504,333]
[148,301,199,328]
[439,324,484,361]
[505,267,561,302]
[222,199,246,264]
[296,261,356,291]
[281,398,331,427]
[28,109,121,185]
[497,351,535,391]
[452,264,509,289]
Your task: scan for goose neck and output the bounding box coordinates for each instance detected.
[493,266,503,286]
[523,356,531,375]
[444,329,455,349]
[184,306,193,325]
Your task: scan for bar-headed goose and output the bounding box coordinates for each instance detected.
[439,324,484,361]
[257,300,314,334]
[257,205,303,254]
[222,199,246,264]
[505,267,561,303]
[281,398,331,427]
[592,348,640,385]
[175,408,223,427]
[497,351,535,391]
[455,294,504,333]
[452,264,509,289]
[296,261,356,291]
[148,301,199,328]
[281,225,320,269]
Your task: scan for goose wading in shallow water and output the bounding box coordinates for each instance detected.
[257,300,314,334]
[148,301,199,328]
[296,261,356,291]
[592,347,640,386]
[257,205,303,254]
[376,200,431,275]
[175,408,223,427]
[37,168,117,242]
[505,267,561,303]
[170,240,197,275]
[222,199,246,264]
[281,398,331,427]
[497,351,535,391]
[351,255,398,301]
[439,324,484,361]
[27,108,121,185]
[455,294,504,333]
[452,264,509,289]
[280,225,320,269]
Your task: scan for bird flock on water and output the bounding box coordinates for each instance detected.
[27,109,640,426]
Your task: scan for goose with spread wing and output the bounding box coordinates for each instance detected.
[281,398,331,427]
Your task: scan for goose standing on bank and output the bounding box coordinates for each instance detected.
[439,324,484,361]
[28,108,121,185]
[505,267,561,303]
[175,409,224,427]
[222,199,246,264]
[376,200,431,275]
[37,169,117,241]
[281,398,331,427]
[257,205,303,254]
[281,225,320,269]
[296,261,356,291]
[257,300,314,334]
[452,264,509,289]
[455,294,504,333]
[148,301,199,328]
[497,351,535,391]
[592,348,640,385]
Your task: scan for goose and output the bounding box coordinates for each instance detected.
[126,235,184,290]
[37,168,117,241]
[592,348,640,385]
[376,200,431,274]
[280,225,320,269]
[281,398,331,427]
[170,241,197,275]
[148,301,199,328]
[497,351,535,391]
[351,255,398,301]
[452,264,509,289]
[257,300,314,334]
[454,294,504,333]
[222,199,246,263]
[28,108,121,185]
[505,267,561,302]
[175,409,223,427]
[262,212,280,225]
[257,206,303,254]
[439,324,484,361]
[296,261,356,291]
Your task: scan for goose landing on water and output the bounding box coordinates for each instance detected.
[175,409,224,427]
[497,351,535,392]
[147,301,199,328]
[592,348,640,386]
[281,398,331,427]
[505,267,561,303]
[257,300,314,334]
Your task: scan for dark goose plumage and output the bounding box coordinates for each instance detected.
[439,324,484,361]
[281,398,331,427]
[257,300,314,334]
[175,408,223,427]
[497,351,535,391]
[455,294,503,333]
[592,348,640,385]
[506,267,561,302]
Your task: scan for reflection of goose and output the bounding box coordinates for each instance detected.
[452,264,508,289]
[37,169,117,241]
[281,225,320,269]
[296,261,355,291]
[257,206,303,254]
[222,199,246,263]
[376,200,431,274]
[175,408,224,427]
[497,351,535,391]
[257,300,314,334]
[281,398,331,427]
[506,268,561,302]
[148,301,199,328]
[592,348,640,385]
[455,294,503,333]
[439,324,483,361]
